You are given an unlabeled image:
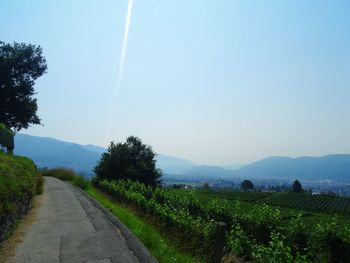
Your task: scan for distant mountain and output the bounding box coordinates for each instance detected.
[14,134,197,176]
[14,134,102,176]
[155,154,196,175]
[82,144,106,154]
[237,155,350,182]
[13,134,350,183]
[184,165,235,179]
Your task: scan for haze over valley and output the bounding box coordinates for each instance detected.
[15,134,350,195]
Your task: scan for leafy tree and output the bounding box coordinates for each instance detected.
[0,123,14,153]
[0,41,47,131]
[94,136,162,186]
[292,180,303,193]
[241,179,254,191]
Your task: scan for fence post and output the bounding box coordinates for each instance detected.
[213,222,226,263]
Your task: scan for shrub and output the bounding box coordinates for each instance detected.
[309,216,350,262]
[42,168,89,190]
[252,232,310,263]
[35,174,44,195]
[73,175,89,190]
[42,168,75,181]
[227,223,253,257]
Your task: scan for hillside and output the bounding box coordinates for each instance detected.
[0,151,43,243]
[14,134,198,176]
[14,134,350,183]
[237,155,350,182]
[15,134,101,176]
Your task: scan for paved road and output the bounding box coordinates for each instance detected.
[6,177,155,263]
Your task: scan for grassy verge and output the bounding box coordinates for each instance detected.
[86,187,203,263]
[0,151,43,244]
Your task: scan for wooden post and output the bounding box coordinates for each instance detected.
[213,222,226,263]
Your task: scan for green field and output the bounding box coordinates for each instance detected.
[170,189,350,216]
[91,179,350,262]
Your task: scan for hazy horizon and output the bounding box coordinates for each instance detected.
[16,132,350,168]
[1,0,350,165]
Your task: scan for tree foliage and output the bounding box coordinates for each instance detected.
[0,123,14,153]
[292,180,303,193]
[241,179,254,191]
[0,41,47,131]
[94,136,162,186]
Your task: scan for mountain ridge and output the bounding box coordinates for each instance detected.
[13,134,350,183]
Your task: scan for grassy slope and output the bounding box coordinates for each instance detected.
[0,152,41,221]
[86,187,203,263]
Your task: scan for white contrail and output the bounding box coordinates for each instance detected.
[117,0,134,87]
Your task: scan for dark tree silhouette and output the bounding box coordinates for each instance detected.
[292,180,303,193]
[94,136,162,186]
[0,41,47,131]
[0,123,14,153]
[241,179,254,191]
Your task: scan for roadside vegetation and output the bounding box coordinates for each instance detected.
[43,168,203,263]
[41,168,89,190]
[0,151,43,244]
[0,40,46,246]
[93,179,350,262]
[86,186,202,263]
[42,135,350,262]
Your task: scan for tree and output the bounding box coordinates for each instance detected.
[94,136,162,186]
[292,180,303,193]
[241,179,254,191]
[0,41,47,132]
[0,123,14,153]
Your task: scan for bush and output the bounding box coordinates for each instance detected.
[42,168,89,190]
[42,168,75,181]
[252,232,310,263]
[309,217,350,262]
[73,175,89,190]
[35,175,44,195]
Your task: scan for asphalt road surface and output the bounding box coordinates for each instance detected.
[5,177,155,263]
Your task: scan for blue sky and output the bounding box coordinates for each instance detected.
[1,0,349,165]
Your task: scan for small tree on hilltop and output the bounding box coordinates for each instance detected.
[241,179,254,191]
[94,136,162,186]
[292,180,303,193]
[0,41,47,132]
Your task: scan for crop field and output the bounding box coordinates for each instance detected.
[94,180,350,262]
[255,192,350,215]
[170,189,350,216]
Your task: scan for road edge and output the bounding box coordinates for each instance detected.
[66,182,157,263]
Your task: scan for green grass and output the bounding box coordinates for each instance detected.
[0,151,42,221]
[86,187,203,263]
